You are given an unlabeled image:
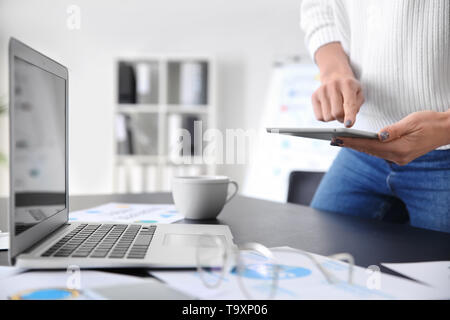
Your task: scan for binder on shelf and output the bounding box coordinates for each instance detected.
[115,114,128,155]
[135,62,159,104]
[130,113,158,155]
[179,61,207,105]
[183,115,203,156]
[116,114,134,155]
[182,115,202,156]
[168,114,183,160]
[168,114,204,161]
[118,62,136,104]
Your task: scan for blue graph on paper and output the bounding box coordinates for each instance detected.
[231,264,311,280]
[12,288,77,300]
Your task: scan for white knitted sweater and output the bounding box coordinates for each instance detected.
[301,0,450,149]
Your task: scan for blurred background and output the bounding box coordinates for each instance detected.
[0,0,339,202]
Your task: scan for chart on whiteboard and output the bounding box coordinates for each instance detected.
[243,62,340,202]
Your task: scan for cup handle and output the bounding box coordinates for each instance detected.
[226,180,239,204]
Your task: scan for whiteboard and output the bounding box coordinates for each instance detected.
[243,63,340,203]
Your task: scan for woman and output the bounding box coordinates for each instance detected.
[300,0,450,232]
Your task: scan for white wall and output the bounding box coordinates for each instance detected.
[0,0,308,195]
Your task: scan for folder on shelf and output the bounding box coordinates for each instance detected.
[135,62,159,104]
[118,62,136,104]
[168,114,204,160]
[116,114,134,155]
[182,115,203,156]
[179,62,207,105]
[130,114,158,155]
[168,114,183,160]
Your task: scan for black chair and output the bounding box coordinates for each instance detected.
[287,171,325,206]
[287,170,409,223]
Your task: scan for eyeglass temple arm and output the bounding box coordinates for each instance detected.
[271,248,354,285]
[236,242,280,300]
[301,251,336,284]
[271,248,334,284]
[327,253,354,285]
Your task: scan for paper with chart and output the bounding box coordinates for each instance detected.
[150,247,447,300]
[382,261,450,296]
[0,270,143,300]
[69,203,183,224]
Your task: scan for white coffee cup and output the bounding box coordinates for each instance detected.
[172,176,239,220]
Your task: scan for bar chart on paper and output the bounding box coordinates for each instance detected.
[69,203,183,224]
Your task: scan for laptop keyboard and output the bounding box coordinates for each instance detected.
[41,224,156,259]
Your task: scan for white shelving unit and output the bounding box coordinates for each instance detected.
[113,55,217,193]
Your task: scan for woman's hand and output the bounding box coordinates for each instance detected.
[333,110,450,165]
[312,76,364,127]
[313,43,365,127]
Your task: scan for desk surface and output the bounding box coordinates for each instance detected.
[1,193,450,273]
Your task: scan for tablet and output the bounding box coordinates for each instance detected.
[266,127,379,141]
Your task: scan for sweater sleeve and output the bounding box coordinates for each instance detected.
[300,0,341,61]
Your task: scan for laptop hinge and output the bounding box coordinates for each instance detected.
[22,223,71,254]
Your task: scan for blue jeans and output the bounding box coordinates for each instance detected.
[311,148,450,233]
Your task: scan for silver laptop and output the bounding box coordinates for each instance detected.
[8,38,233,269]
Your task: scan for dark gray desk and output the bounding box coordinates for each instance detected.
[1,193,450,275]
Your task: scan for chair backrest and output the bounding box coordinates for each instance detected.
[287,171,325,206]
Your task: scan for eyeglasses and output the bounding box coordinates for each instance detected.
[195,234,354,299]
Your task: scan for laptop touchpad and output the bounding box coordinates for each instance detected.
[163,234,225,247]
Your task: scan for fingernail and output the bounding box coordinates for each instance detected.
[345,120,352,127]
[380,131,389,141]
[330,140,342,147]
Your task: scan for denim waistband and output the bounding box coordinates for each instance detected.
[345,148,450,171]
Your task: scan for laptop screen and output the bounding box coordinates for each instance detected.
[12,56,67,235]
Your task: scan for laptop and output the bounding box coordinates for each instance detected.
[8,38,233,269]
